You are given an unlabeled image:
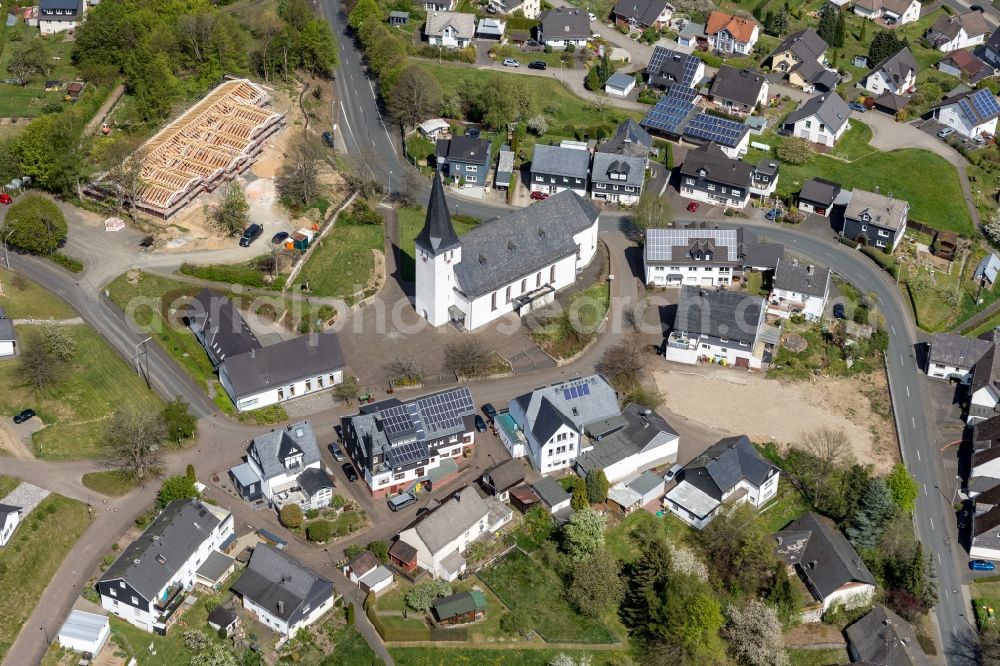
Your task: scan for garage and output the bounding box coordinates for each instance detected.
[0,307,16,357]
[58,609,110,656]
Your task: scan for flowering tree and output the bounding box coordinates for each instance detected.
[723,600,789,666]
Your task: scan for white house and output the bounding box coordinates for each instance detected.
[605,72,637,98]
[232,544,336,637]
[97,500,234,633]
[57,609,111,656]
[932,88,1000,140]
[0,504,21,547]
[860,47,917,96]
[480,459,525,502]
[664,435,780,529]
[782,93,851,147]
[768,258,831,322]
[574,403,680,483]
[488,0,540,19]
[425,0,455,11]
[925,333,992,383]
[925,11,990,52]
[395,485,513,580]
[508,375,621,475]
[228,421,332,511]
[677,142,758,207]
[590,152,645,205]
[969,344,1000,424]
[665,286,768,369]
[0,307,16,357]
[644,227,783,288]
[853,0,921,25]
[797,178,843,217]
[705,11,759,55]
[38,0,82,34]
[972,506,1000,560]
[425,12,476,48]
[414,175,599,330]
[539,8,591,49]
[343,551,395,594]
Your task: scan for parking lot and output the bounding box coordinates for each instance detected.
[912,117,988,152]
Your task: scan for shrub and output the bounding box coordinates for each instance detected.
[331,494,348,509]
[178,262,265,288]
[204,597,220,614]
[346,602,356,625]
[280,504,304,529]
[345,543,365,560]
[51,252,84,273]
[776,136,813,165]
[342,201,383,226]
[3,195,67,255]
[307,519,333,542]
[305,508,320,520]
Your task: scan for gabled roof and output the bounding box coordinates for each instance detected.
[531,144,590,179]
[798,177,841,206]
[432,590,486,620]
[932,88,1000,126]
[645,227,741,263]
[612,0,671,27]
[854,0,918,15]
[865,47,918,89]
[709,65,767,107]
[541,7,591,39]
[297,467,333,497]
[927,333,992,369]
[769,28,827,63]
[844,188,908,231]
[591,152,645,187]
[973,414,1000,449]
[221,332,346,400]
[679,142,754,188]
[673,286,764,345]
[575,403,678,477]
[482,459,526,495]
[972,344,1000,393]
[773,258,830,298]
[0,503,21,518]
[939,50,994,81]
[249,421,320,481]
[416,173,461,254]
[404,485,492,554]
[680,435,778,500]
[705,11,758,44]
[646,47,702,89]
[989,28,1000,55]
[532,476,571,508]
[424,11,476,39]
[927,11,990,44]
[845,605,931,666]
[0,307,14,343]
[784,93,851,134]
[187,288,262,363]
[512,375,621,445]
[435,135,491,165]
[232,544,333,623]
[40,0,79,12]
[347,550,379,577]
[598,119,653,158]
[775,511,876,600]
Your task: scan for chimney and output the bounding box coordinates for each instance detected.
[250,348,256,359]
[277,600,284,614]
[807,264,814,275]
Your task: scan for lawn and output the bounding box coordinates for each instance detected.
[320,625,380,665]
[390,647,632,666]
[972,581,1000,635]
[376,577,511,641]
[0,325,164,459]
[828,122,875,163]
[604,510,692,565]
[759,480,812,532]
[786,647,851,666]
[0,492,91,661]
[0,475,20,499]
[0,268,76,319]
[108,595,225,665]
[0,22,79,118]
[291,223,385,302]
[81,470,138,497]
[397,205,480,282]
[478,549,617,643]
[531,280,610,359]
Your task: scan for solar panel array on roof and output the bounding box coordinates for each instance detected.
[644,228,740,262]
[681,57,700,86]
[380,404,418,437]
[960,89,1000,123]
[665,85,697,102]
[641,94,694,134]
[387,439,430,467]
[562,383,592,400]
[684,113,747,147]
[647,46,670,74]
[416,387,475,434]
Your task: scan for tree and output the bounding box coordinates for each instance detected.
[36,324,77,362]
[7,42,47,85]
[568,550,625,618]
[886,463,918,512]
[586,470,610,504]
[18,332,58,391]
[571,477,589,511]
[629,191,671,240]
[655,574,726,662]
[184,629,211,651]
[2,195,67,255]
[162,398,197,443]
[211,182,250,237]
[868,30,906,66]
[346,601,356,625]
[526,115,548,136]
[500,611,530,636]
[723,600,789,666]
[562,508,606,561]
[280,503,304,528]
[368,540,389,563]
[598,337,645,391]
[297,19,339,77]
[776,136,813,165]
[472,77,535,128]
[186,464,196,482]
[189,644,238,666]
[764,561,801,623]
[585,66,602,91]
[277,131,326,206]
[388,65,442,129]
[334,375,359,404]
[832,11,846,48]
[348,0,381,31]
[699,503,779,595]
[817,5,836,45]
[102,141,146,220]
[405,580,451,611]
[800,426,852,476]
[667,541,708,582]
[443,337,493,376]
[847,477,894,548]
[306,519,332,541]
[102,407,165,482]
[345,543,365,560]
[156,475,199,509]
[621,531,672,631]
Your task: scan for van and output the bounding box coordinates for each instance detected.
[239,223,263,247]
[388,492,417,512]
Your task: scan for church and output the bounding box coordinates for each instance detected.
[414,173,601,330]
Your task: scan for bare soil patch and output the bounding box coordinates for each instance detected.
[0,421,35,460]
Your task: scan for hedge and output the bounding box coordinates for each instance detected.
[51,252,84,273]
[859,245,899,278]
[838,235,860,249]
[179,262,266,288]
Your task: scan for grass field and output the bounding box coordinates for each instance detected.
[0,476,19,498]
[0,22,79,118]
[0,493,91,660]
[0,268,76,319]
[531,280,610,359]
[81,470,138,497]
[604,509,693,565]
[0,325,164,459]
[320,625,380,665]
[787,647,850,666]
[397,206,480,282]
[390,647,633,666]
[109,594,226,665]
[292,223,385,301]
[828,122,875,163]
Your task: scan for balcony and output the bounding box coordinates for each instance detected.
[666,331,699,351]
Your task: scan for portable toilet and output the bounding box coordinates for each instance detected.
[291,232,309,251]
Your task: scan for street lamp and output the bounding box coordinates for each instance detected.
[388,170,393,198]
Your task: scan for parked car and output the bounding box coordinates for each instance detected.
[664,463,683,482]
[971,4,984,10]
[272,231,289,244]
[0,193,11,205]
[388,492,417,512]
[502,58,520,67]
[12,409,35,424]
[528,60,547,70]
[341,463,359,482]
[848,103,867,113]
[466,127,481,138]
[833,303,846,319]
[971,559,995,571]
[530,191,549,200]
[765,208,781,221]
[482,403,497,423]
[686,201,699,212]
[328,442,346,462]
[588,12,597,21]
[474,415,488,433]
[239,223,263,247]
[938,127,955,139]
[321,131,335,148]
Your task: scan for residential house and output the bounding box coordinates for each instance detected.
[860,47,918,96]
[768,258,831,321]
[343,551,394,594]
[424,12,476,48]
[664,286,768,368]
[57,608,111,656]
[0,504,21,547]
[925,11,990,52]
[664,435,780,529]
[487,0,540,19]
[432,591,487,625]
[751,159,780,197]
[645,46,705,91]
[925,333,992,382]
[775,512,877,616]
[705,11,759,55]
[709,65,769,114]
[418,118,450,141]
[231,544,336,637]
[435,135,492,188]
[539,8,591,49]
[969,340,1000,424]
[424,0,455,11]
[476,17,506,40]
[985,30,1000,67]
[797,178,842,217]
[938,50,995,84]
[186,289,346,412]
[590,152,645,205]
[97,500,234,633]
[607,470,666,513]
[389,11,409,26]
[195,551,235,589]
[974,442,1000,480]
[678,142,761,208]
[932,88,1000,139]
[845,605,931,665]
[598,119,655,161]
[228,421,332,511]
[508,375,620,475]
[840,188,909,251]
[573,403,680,483]
[480,459,526,501]
[0,307,15,357]
[340,386,477,497]
[782,93,851,147]
[853,0,921,25]
[531,476,573,518]
[413,176,600,329]
[495,144,514,190]
[970,506,1000,559]
[530,144,591,196]
[395,485,513,580]
[605,71,637,98]
[38,0,81,34]
[765,28,837,92]
[977,252,1000,287]
[612,0,673,31]
[643,226,783,287]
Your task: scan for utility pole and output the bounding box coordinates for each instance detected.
[133,337,152,389]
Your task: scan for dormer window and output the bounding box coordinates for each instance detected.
[285,453,303,469]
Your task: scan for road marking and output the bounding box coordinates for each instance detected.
[338,100,359,148]
[930,517,934,529]
[923,483,928,496]
[891,324,896,335]
[911,416,916,429]
[900,354,905,365]
[917,449,921,461]
[937,552,942,564]
[906,385,910,398]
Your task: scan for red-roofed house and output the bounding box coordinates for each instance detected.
[705,11,759,55]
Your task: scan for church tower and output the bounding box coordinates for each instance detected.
[414,172,461,326]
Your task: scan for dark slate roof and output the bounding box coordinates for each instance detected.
[709,65,768,107]
[679,142,754,189]
[769,28,827,63]
[99,500,225,601]
[971,345,1000,393]
[845,605,931,666]
[646,47,702,89]
[432,590,486,620]
[613,0,669,27]
[207,605,238,629]
[975,482,1000,508]
[188,288,262,363]
[784,93,851,134]
[435,135,491,165]
[532,476,571,508]
[866,47,918,90]
[799,177,841,206]
[975,504,1000,552]
[40,0,79,11]
[541,7,591,40]
[773,258,830,298]
[389,539,418,563]
[0,307,14,342]
[416,173,460,254]
[0,503,21,517]
[531,144,590,179]
[681,435,778,500]
[591,152,645,187]
[249,421,320,481]
[775,511,876,601]
[575,403,678,477]
[453,190,599,299]
[482,459,526,495]
[599,119,653,158]
[196,550,235,583]
[221,332,346,400]
[673,286,764,345]
[973,414,1000,450]
[928,333,992,369]
[297,467,333,497]
[927,10,990,45]
[231,544,333,623]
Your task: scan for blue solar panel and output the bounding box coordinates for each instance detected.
[683,113,747,147]
[642,94,694,134]
[571,386,580,398]
[580,384,590,396]
[964,89,1000,122]
[665,85,697,102]
[681,56,700,86]
[563,388,572,400]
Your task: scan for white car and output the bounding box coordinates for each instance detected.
[588,12,597,21]
[938,127,955,139]
[502,57,520,67]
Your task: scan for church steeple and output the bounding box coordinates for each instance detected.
[415,171,460,255]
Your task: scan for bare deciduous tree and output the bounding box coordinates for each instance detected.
[800,426,852,476]
[103,141,146,220]
[210,182,250,237]
[388,64,442,130]
[443,338,492,377]
[102,407,166,483]
[177,13,217,63]
[277,131,326,206]
[18,333,58,391]
[386,357,422,382]
[597,337,645,393]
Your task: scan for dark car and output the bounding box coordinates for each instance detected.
[971,559,996,571]
[474,415,488,433]
[239,223,263,247]
[528,60,547,70]
[848,102,867,113]
[764,209,781,221]
[328,442,346,462]
[342,463,359,482]
[482,403,497,423]
[833,303,846,319]
[12,409,35,424]
[272,231,289,245]
[466,127,481,138]
[971,4,984,11]
[322,131,335,148]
